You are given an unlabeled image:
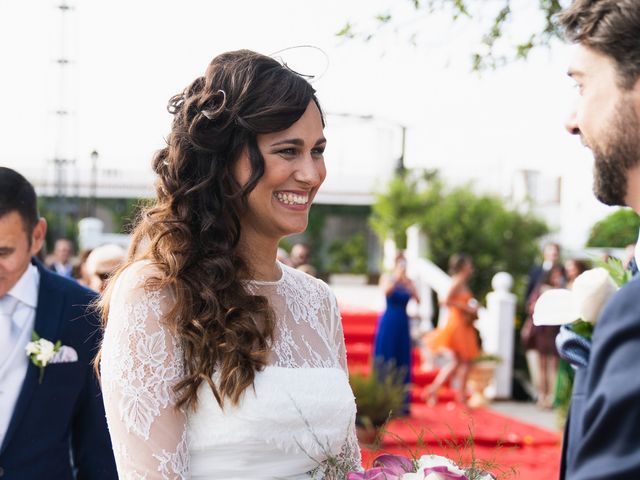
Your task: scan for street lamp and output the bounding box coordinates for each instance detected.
[90,150,98,217]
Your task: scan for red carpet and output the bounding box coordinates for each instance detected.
[340,304,562,480]
[360,404,561,480]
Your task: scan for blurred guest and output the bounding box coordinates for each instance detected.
[49,238,74,278]
[523,242,561,400]
[276,247,292,266]
[525,242,561,304]
[290,242,311,268]
[373,252,419,415]
[423,253,479,406]
[72,249,93,287]
[565,258,588,287]
[297,263,317,277]
[86,244,125,293]
[522,264,565,408]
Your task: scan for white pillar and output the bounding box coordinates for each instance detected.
[77,217,104,250]
[382,236,397,272]
[480,272,516,399]
[406,225,434,332]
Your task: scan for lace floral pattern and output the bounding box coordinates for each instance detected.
[101,261,360,479]
[101,262,189,479]
[154,430,189,478]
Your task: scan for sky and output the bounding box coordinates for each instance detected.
[0,0,616,249]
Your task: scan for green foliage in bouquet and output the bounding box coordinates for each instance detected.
[349,362,407,429]
[595,255,633,288]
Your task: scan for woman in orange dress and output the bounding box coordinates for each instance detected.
[423,253,480,405]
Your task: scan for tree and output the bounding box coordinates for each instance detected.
[370,171,549,299]
[369,169,441,249]
[419,185,549,299]
[587,208,640,248]
[338,0,566,70]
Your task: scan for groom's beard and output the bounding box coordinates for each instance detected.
[591,99,640,207]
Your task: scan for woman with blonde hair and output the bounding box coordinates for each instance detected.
[98,50,360,479]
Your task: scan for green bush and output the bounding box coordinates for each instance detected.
[327,233,368,274]
[587,208,640,248]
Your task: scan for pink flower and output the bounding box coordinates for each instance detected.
[420,466,469,480]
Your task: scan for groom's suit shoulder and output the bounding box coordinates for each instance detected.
[39,263,96,300]
[37,264,100,333]
[567,275,640,480]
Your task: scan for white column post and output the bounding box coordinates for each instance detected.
[382,236,397,272]
[77,217,104,250]
[480,272,517,399]
[406,225,434,332]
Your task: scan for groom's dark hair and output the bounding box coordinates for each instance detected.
[558,0,640,89]
[0,167,39,234]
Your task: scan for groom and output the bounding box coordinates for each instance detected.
[0,167,117,479]
[559,1,640,479]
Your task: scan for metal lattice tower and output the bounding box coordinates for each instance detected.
[51,0,76,238]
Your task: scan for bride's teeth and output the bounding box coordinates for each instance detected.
[274,192,308,205]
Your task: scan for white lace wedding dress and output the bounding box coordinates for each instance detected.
[100,261,361,480]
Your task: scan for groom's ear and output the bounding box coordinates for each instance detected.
[29,218,47,256]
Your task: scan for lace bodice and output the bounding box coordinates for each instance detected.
[100,261,361,479]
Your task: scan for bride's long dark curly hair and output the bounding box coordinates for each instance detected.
[98,50,323,409]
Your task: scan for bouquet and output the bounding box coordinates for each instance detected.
[347,453,495,480]
[532,261,629,337]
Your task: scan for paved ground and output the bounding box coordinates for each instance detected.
[488,400,560,432]
[330,281,562,434]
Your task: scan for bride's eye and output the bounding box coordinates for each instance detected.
[311,147,325,158]
[276,148,297,158]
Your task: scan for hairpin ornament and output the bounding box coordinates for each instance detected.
[269,45,329,84]
[202,89,227,120]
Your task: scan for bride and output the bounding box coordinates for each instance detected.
[98,49,361,479]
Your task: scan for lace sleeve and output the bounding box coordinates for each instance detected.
[100,262,189,479]
[326,288,362,473]
[326,290,348,373]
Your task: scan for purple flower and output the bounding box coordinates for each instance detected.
[347,454,414,480]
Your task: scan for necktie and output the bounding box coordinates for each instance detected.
[0,295,18,366]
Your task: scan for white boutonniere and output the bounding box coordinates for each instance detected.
[25,331,61,383]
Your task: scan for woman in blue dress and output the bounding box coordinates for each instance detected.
[373,253,420,415]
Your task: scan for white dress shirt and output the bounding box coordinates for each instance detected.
[0,263,39,447]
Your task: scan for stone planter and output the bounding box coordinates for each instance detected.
[355,424,379,447]
[467,361,498,408]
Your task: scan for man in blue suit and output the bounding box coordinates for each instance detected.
[0,167,117,479]
[559,1,640,478]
